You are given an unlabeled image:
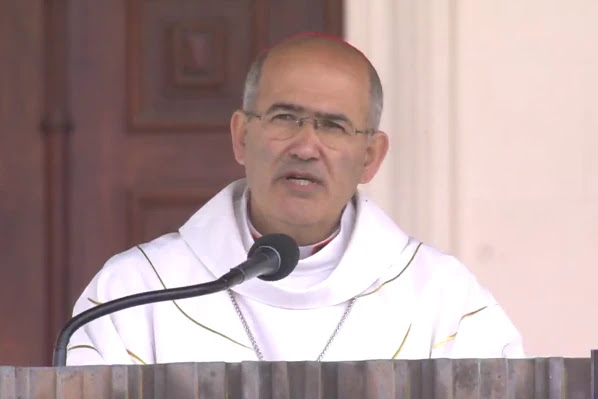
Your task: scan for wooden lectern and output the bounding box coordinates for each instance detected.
[1,354,598,398]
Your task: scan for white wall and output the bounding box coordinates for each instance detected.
[346,0,598,357]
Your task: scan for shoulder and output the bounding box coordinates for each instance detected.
[354,194,482,292]
[409,245,524,357]
[95,232,203,299]
[408,242,497,308]
[413,244,475,282]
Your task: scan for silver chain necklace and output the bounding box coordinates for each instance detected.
[227,290,356,361]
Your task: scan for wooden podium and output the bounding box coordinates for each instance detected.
[1,355,598,398]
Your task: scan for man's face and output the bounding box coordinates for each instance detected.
[231,44,388,241]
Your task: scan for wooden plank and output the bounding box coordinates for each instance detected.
[320,361,338,399]
[27,367,57,399]
[432,358,453,399]
[563,358,590,399]
[197,363,226,399]
[270,362,291,399]
[534,357,548,399]
[420,359,435,399]
[165,362,199,399]
[0,367,15,399]
[109,365,128,399]
[507,359,534,399]
[240,361,260,399]
[479,358,507,399]
[392,359,412,398]
[365,360,395,399]
[225,362,242,399]
[301,361,323,399]
[0,359,595,398]
[547,357,566,399]
[453,359,479,399]
[336,361,365,399]
[81,366,110,399]
[14,368,31,399]
[592,350,598,399]
[55,366,83,399]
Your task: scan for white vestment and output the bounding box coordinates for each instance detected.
[67,180,524,365]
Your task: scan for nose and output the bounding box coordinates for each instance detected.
[297,117,320,131]
[287,119,322,161]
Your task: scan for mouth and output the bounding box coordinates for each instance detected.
[286,177,313,186]
[279,170,323,189]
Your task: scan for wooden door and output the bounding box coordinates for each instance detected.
[0,0,342,366]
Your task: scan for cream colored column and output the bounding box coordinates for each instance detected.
[347,0,598,357]
[345,0,456,252]
[455,0,598,357]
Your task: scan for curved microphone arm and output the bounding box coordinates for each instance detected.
[53,233,299,367]
[52,277,233,367]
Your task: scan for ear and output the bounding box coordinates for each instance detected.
[230,110,249,165]
[360,131,389,184]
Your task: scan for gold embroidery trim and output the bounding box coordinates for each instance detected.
[87,297,103,306]
[392,324,412,359]
[431,333,457,349]
[126,349,147,365]
[136,245,252,350]
[357,242,423,298]
[431,306,489,349]
[67,344,100,354]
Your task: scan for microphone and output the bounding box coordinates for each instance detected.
[219,233,300,285]
[52,233,299,367]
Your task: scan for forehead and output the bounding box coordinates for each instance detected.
[256,42,371,123]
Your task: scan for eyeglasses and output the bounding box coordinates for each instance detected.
[243,109,374,148]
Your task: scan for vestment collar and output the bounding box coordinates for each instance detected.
[179,179,410,309]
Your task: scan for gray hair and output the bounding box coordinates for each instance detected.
[242,50,384,131]
[242,51,268,114]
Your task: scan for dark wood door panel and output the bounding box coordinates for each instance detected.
[128,0,255,131]
[0,0,46,366]
[0,0,342,366]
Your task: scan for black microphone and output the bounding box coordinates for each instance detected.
[219,233,300,285]
[52,233,299,367]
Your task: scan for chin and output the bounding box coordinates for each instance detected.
[281,208,320,222]
[275,207,322,227]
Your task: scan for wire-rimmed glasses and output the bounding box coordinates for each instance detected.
[243,108,374,148]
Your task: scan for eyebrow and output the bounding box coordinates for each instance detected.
[264,102,352,123]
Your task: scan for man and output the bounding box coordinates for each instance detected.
[67,34,523,365]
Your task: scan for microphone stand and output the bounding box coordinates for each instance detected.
[53,233,299,367]
[53,277,233,367]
